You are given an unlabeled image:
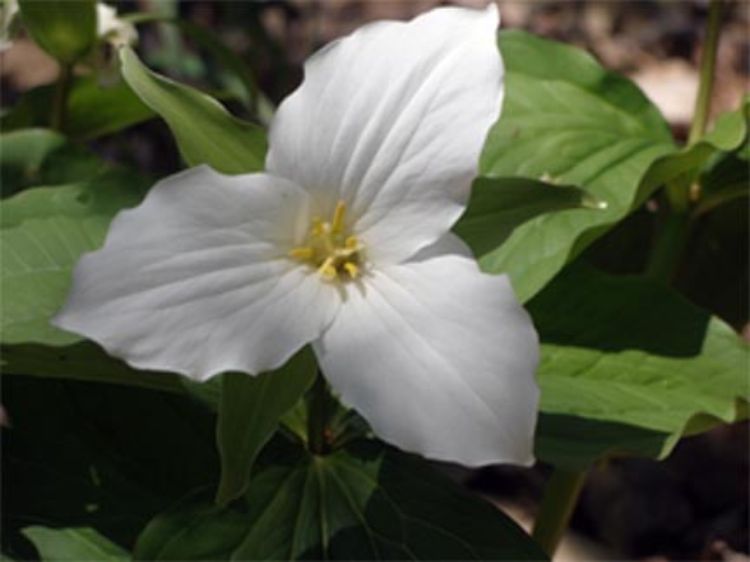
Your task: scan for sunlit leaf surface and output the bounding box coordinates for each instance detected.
[531,264,749,468]
[480,30,675,301]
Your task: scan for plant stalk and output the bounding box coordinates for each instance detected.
[51,63,73,132]
[648,0,723,282]
[688,0,723,146]
[645,211,691,282]
[307,373,331,455]
[532,468,587,558]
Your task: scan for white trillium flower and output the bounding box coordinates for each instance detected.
[53,4,540,466]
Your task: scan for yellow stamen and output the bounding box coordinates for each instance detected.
[343,261,359,279]
[331,201,347,234]
[319,258,338,280]
[311,217,325,237]
[289,199,364,283]
[288,246,314,260]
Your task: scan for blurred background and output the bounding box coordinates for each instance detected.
[1,1,748,560]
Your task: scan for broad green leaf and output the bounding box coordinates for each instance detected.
[215,348,316,506]
[18,0,96,63]
[0,170,147,345]
[480,30,675,301]
[534,413,669,471]
[635,97,750,206]
[455,176,604,258]
[1,342,184,394]
[0,129,107,197]
[693,126,750,216]
[530,263,749,468]
[120,47,267,174]
[22,527,129,562]
[1,78,154,141]
[2,377,218,556]
[136,440,546,561]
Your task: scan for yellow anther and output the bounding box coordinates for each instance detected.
[331,200,347,234]
[311,218,325,237]
[343,261,359,279]
[289,199,363,283]
[288,246,314,260]
[319,259,337,280]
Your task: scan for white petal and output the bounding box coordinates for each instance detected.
[267,5,503,264]
[53,166,340,380]
[314,253,539,466]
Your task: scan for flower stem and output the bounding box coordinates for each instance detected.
[645,211,690,282]
[51,63,73,132]
[532,468,587,558]
[647,0,723,282]
[307,373,331,455]
[688,0,723,146]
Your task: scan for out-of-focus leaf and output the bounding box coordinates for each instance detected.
[1,78,154,141]
[0,170,147,345]
[0,129,103,196]
[18,0,96,63]
[125,13,270,120]
[120,47,266,174]
[455,176,604,258]
[480,30,674,301]
[135,439,546,561]
[22,527,129,562]
[530,263,749,468]
[215,349,316,506]
[2,377,218,558]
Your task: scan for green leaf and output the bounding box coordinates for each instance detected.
[22,527,129,562]
[0,128,109,198]
[63,77,154,140]
[124,13,271,121]
[0,170,147,346]
[530,263,749,468]
[215,348,317,506]
[1,77,155,141]
[136,440,546,561]
[534,413,670,471]
[455,176,604,258]
[480,30,675,301]
[1,342,185,394]
[695,149,749,216]
[119,47,267,174]
[3,377,218,555]
[636,97,749,206]
[18,0,96,63]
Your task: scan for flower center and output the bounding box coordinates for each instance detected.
[289,200,364,282]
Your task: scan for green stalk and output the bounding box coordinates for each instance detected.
[50,63,73,132]
[645,211,691,282]
[532,469,587,557]
[647,0,723,282]
[307,374,331,455]
[688,0,723,146]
